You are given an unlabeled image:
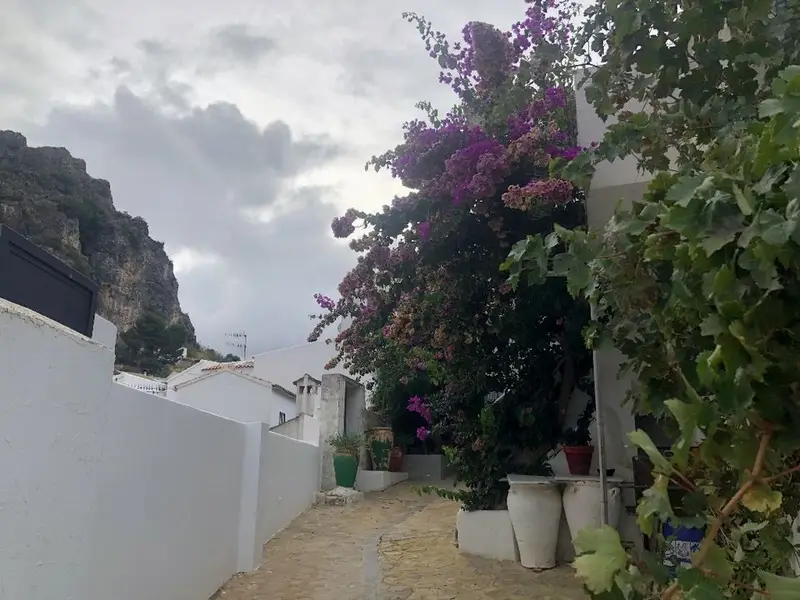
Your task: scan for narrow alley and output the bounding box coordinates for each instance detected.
[214,483,588,600]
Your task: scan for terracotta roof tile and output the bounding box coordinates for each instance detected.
[200,360,254,372]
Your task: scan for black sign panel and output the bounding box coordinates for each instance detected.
[0,225,99,337]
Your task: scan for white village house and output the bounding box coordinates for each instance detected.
[166,361,297,428]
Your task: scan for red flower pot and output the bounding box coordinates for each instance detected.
[563,445,594,475]
[388,446,404,472]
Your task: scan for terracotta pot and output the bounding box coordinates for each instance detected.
[388,446,404,472]
[563,445,594,475]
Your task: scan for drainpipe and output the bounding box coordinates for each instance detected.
[591,301,610,526]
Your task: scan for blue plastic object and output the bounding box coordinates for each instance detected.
[662,521,704,575]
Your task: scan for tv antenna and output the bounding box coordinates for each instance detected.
[225,331,248,359]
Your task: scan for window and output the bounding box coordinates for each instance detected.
[279,412,286,425]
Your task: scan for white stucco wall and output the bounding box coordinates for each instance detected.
[251,341,357,391]
[168,371,296,427]
[91,314,118,349]
[256,427,321,546]
[270,413,321,445]
[91,384,246,600]
[575,69,654,192]
[0,297,323,599]
[0,299,113,600]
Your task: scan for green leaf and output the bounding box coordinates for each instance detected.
[742,483,783,514]
[710,265,738,301]
[700,314,726,337]
[738,520,768,534]
[700,228,738,256]
[759,98,784,118]
[758,210,792,245]
[666,174,707,207]
[636,474,674,533]
[703,542,733,583]
[732,183,754,216]
[758,571,800,599]
[573,526,628,594]
[640,550,671,585]
[665,399,700,469]
[628,430,673,473]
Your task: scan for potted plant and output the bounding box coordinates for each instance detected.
[366,426,393,471]
[388,441,405,473]
[329,432,363,488]
[561,400,595,476]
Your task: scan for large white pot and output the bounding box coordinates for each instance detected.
[562,481,622,541]
[506,479,562,569]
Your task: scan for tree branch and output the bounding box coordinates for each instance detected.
[660,428,773,600]
[763,463,800,484]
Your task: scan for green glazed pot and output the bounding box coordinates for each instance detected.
[367,427,394,471]
[333,454,359,488]
[370,439,392,471]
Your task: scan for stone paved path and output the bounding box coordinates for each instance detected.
[214,482,588,600]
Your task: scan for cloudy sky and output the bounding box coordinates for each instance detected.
[2,0,530,355]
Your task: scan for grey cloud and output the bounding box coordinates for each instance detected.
[137,39,177,61]
[210,24,276,65]
[335,44,435,99]
[10,0,105,52]
[27,87,353,353]
[109,56,133,74]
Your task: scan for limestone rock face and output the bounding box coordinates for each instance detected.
[0,130,194,337]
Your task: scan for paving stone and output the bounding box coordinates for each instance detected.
[316,486,365,506]
[214,482,588,600]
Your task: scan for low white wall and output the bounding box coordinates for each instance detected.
[270,413,320,445]
[256,428,321,547]
[91,313,118,349]
[0,298,321,600]
[91,384,246,600]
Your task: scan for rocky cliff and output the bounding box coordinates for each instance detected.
[0,130,193,337]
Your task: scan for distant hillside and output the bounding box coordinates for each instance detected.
[0,130,194,339]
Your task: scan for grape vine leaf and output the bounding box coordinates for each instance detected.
[636,474,673,533]
[742,483,783,514]
[665,398,701,469]
[628,430,672,473]
[757,571,800,599]
[573,526,627,594]
[703,542,733,583]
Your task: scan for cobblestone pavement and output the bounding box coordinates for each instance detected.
[214,482,588,600]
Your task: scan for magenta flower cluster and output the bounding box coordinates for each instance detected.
[502,179,574,211]
[331,208,361,239]
[429,0,577,102]
[408,395,432,441]
[446,139,510,206]
[314,293,335,311]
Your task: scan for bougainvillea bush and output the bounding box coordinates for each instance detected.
[309,1,594,510]
[367,343,443,454]
[504,0,800,597]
